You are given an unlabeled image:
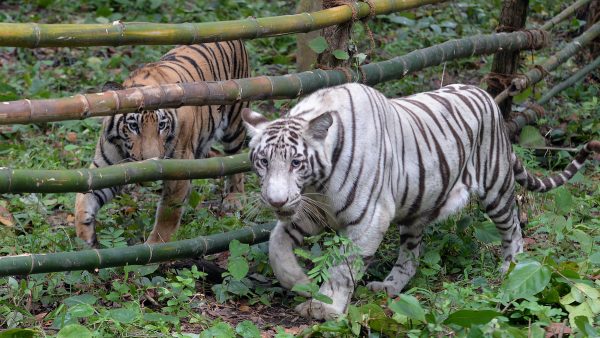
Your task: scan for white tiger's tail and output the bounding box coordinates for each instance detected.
[514,141,600,193]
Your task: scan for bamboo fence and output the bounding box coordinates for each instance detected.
[0,0,444,48]
[505,55,600,135]
[0,29,549,125]
[0,154,250,193]
[495,21,600,104]
[0,222,275,276]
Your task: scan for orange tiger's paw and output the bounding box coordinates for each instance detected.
[222,193,243,212]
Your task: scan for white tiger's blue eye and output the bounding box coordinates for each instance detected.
[259,158,268,167]
[127,121,139,134]
[291,159,301,168]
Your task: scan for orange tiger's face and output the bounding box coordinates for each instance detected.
[121,109,176,161]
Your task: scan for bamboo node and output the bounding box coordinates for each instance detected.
[32,23,41,48]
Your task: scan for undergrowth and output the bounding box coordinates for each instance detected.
[0,0,599,337]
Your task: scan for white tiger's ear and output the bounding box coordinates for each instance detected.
[241,108,269,137]
[307,112,333,140]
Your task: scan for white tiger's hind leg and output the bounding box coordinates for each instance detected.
[481,187,523,272]
[368,184,470,295]
[367,222,424,295]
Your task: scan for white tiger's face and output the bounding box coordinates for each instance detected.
[242,109,333,220]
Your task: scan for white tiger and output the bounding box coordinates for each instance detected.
[241,83,599,320]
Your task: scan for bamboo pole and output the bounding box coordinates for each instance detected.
[0,0,444,48]
[0,222,275,276]
[540,0,592,31]
[505,55,600,135]
[0,29,549,125]
[495,21,600,104]
[0,154,251,193]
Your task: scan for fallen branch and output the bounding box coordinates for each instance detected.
[540,0,592,31]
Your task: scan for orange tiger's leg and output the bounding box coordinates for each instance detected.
[146,179,191,244]
[220,102,247,211]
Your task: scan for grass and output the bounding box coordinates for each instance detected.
[1,0,599,337]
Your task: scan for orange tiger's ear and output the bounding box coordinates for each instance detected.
[102,81,124,92]
[241,108,269,137]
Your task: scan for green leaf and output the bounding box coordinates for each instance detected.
[564,302,594,329]
[235,320,261,338]
[67,304,94,318]
[63,294,97,307]
[574,315,598,336]
[200,322,235,338]
[313,292,333,304]
[229,239,250,258]
[589,252,600,265]
[519,126,546,148]
[106,307,139,324]
[188,189,202,209]
[553,187,573,215]
[389,294,426,322]
[0,329,37,338]
[142,312,179,323]
[57,324,92,338]
[473,220,500,244]
[227,256,249,280]
[332,49,349,60]
[503,260,551,300]
[443,309,502,327]
[308,36,328,54]
[387,15,415,26]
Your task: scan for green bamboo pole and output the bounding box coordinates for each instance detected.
[0,29,549,125]
[0,222,275,276]
[0,153,251,193]
[495,21,600,104]
[0,0,444,48]
[505,55,600,135]
[540,0,592,31]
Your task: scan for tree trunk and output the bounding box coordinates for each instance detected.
[486,0,529,119]
[317,0,355,68]
[296,0,323,71]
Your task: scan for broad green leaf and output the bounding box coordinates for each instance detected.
[569,229,592,253]
[227,256,249,280]
[473,221,500,244]
[443,309,502,327]
[519,126,545,148]
[308,36,328,54]
[589,252,600,265]
[107,307,139,324]
[503,260,551,300]
[124,264,159,276]
[553,188,573,215]
[200,322,235,338]
[67,304,94,318]
[574,315,598,336]
[456,216,472,232]
[0,329,37,338]
[313,292,333,304]
[235,320,261,338]
[564,302,594,329]
[389,294,426,322]
[63,294,97,307]
[57,324,92,338]
[188,189,202,209]
[142,312,179,323]
[291,283,318,295]
[229,239,250,258]
[387,15,415,26]
[332,49,349,60]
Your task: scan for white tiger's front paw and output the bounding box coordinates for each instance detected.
[295,300,343,320]
[366,281,402,296]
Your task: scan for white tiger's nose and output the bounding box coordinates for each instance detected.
[267,196,288,209]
